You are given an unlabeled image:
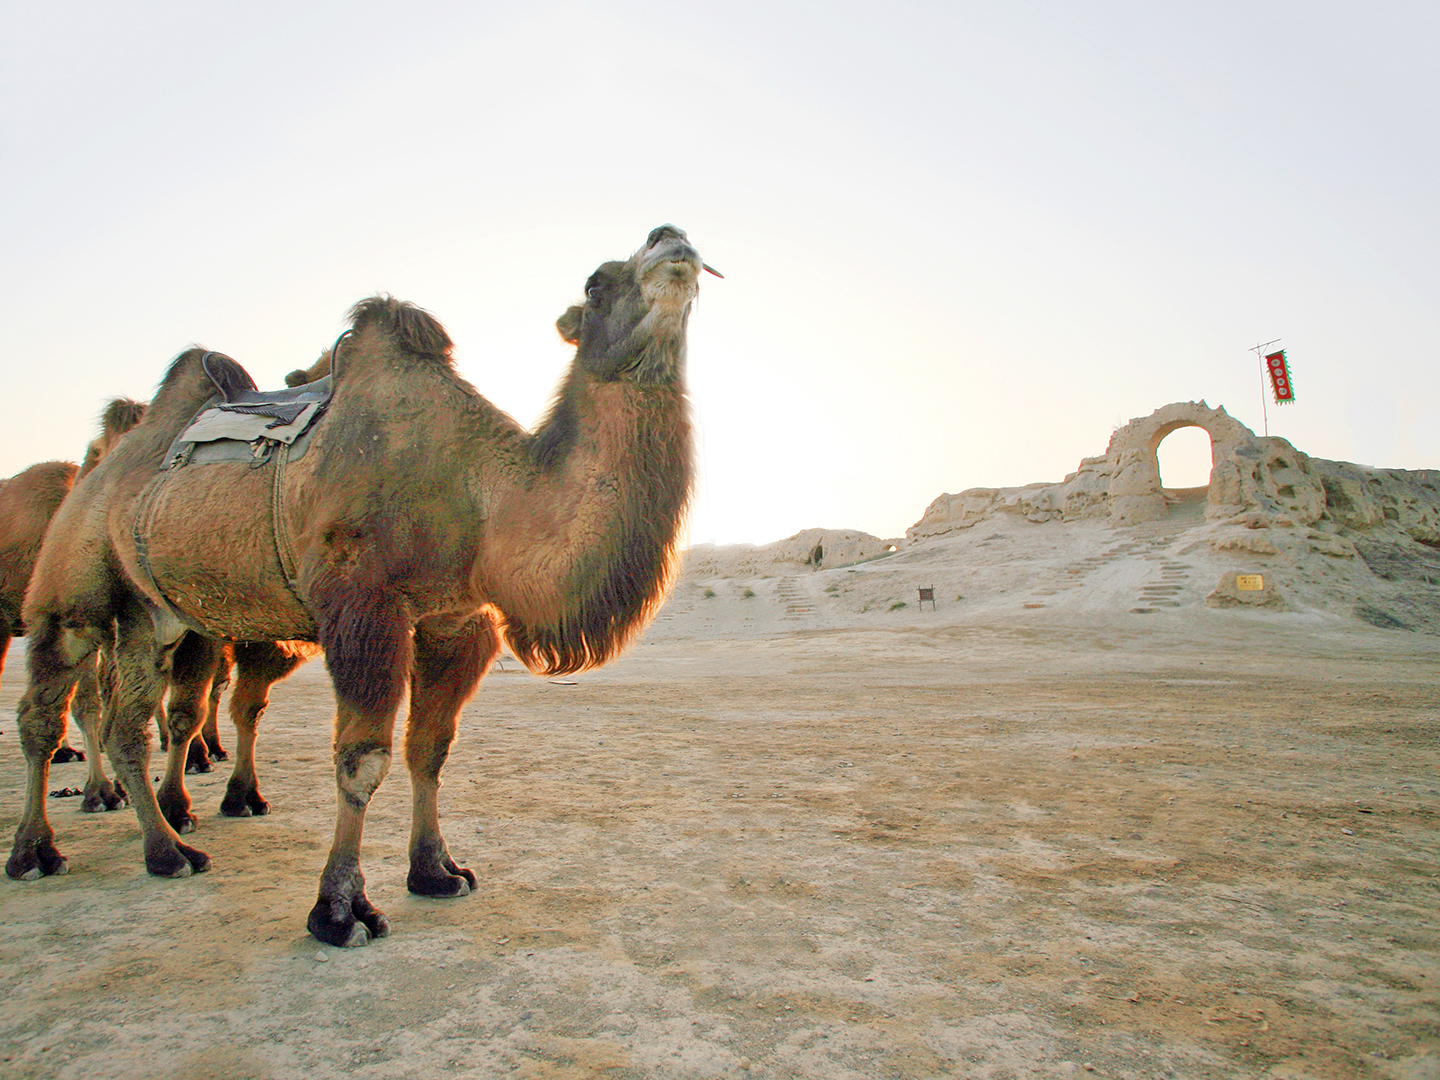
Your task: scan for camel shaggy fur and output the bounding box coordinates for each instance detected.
[8,225,705,948]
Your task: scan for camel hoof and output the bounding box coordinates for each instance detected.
[6,839,68,880]
[81,784,129,813]
[220,787,269,818]
[407,859,477,898]
[307,894,390,948]
[145,840,210,878]
[159,798,197,834]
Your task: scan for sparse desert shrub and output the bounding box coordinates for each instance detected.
[889,601,907,612]
[702,588,716,599]
[742,588,756,599]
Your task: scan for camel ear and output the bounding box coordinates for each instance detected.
[556,305,583,345]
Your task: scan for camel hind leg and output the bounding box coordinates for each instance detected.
[105,608,211,878]
[74,654,127,812]
[5,617,101,880]
[405,614,498,897]
[45,638,86,765]
[221,641,314,817]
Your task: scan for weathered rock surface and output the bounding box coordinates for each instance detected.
[899,402,1440,631]
[910,400,1439,544]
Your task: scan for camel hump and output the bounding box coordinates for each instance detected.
[202,352,258,402]
[100,398,146,439]
[346,295,453,363]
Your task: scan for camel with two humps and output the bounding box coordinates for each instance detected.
[0,399,143,809]
[8,225,709,948]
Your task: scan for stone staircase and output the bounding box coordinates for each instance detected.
[1020,498,1207,612]
[775,577,816,620]
[1022,540,1146,608]
[1130,556,1195,614]
[1125,499,1205,613]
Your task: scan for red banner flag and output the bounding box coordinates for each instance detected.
[1265,350,1295,405]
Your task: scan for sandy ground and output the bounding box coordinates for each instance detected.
[1,519,1438,1080]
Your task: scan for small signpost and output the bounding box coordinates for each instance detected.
[1236,574,1265,592]
[918,586,936,610]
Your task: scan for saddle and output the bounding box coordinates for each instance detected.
[163,352,331,469]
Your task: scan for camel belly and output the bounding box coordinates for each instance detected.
[135,462,317,641]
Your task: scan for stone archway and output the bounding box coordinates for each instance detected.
[1107,402,1257,526]
[906,400,1340,541]
[1155,424,1214,492]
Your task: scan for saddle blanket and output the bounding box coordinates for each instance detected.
[164,376,331,469]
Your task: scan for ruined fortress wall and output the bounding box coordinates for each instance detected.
[908,401,1440,546]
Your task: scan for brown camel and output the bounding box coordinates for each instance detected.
[0,399,144,808]
[0,401,302,815]
[8,225,707,948]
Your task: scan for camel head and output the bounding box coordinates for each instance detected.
[555,224,707,384]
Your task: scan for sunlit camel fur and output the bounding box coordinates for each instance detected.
[8,225,704,948]
[0,399,144,810]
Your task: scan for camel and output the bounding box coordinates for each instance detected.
[0,399,144,807]
[8,225,708,948]
[0,401,303,815]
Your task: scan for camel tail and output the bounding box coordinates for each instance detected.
[346,295,454,363]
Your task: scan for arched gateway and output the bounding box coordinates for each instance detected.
[1106,402,1257,526]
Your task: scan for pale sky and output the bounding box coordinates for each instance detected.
[3,1,1435,545]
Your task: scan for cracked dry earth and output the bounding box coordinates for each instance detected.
[0,615,1437,1080]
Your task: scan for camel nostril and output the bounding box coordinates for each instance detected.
[646,224,685,249]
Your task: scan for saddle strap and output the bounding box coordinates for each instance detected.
[270,440,306,606]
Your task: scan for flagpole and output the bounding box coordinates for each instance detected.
[1250,338,1280,437]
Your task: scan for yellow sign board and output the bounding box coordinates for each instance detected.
[1236,574,1265,592]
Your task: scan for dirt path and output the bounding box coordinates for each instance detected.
[1,616,1436,1080]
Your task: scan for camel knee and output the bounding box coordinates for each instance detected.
[28,621,102,678]
[336,747,391,809]
[16,698,68,760]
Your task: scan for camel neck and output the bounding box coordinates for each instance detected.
[481,369,692,676]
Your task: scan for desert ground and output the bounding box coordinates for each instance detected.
[1,515,1437,1080]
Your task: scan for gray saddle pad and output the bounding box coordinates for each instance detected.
[164,376,331,469]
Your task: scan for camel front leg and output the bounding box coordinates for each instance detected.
[154,633,224,834]
[6,618,96,880]
[305,548,417,946]
[185,649,232,773]
[405,615,499,898]
[308,702,396,948]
